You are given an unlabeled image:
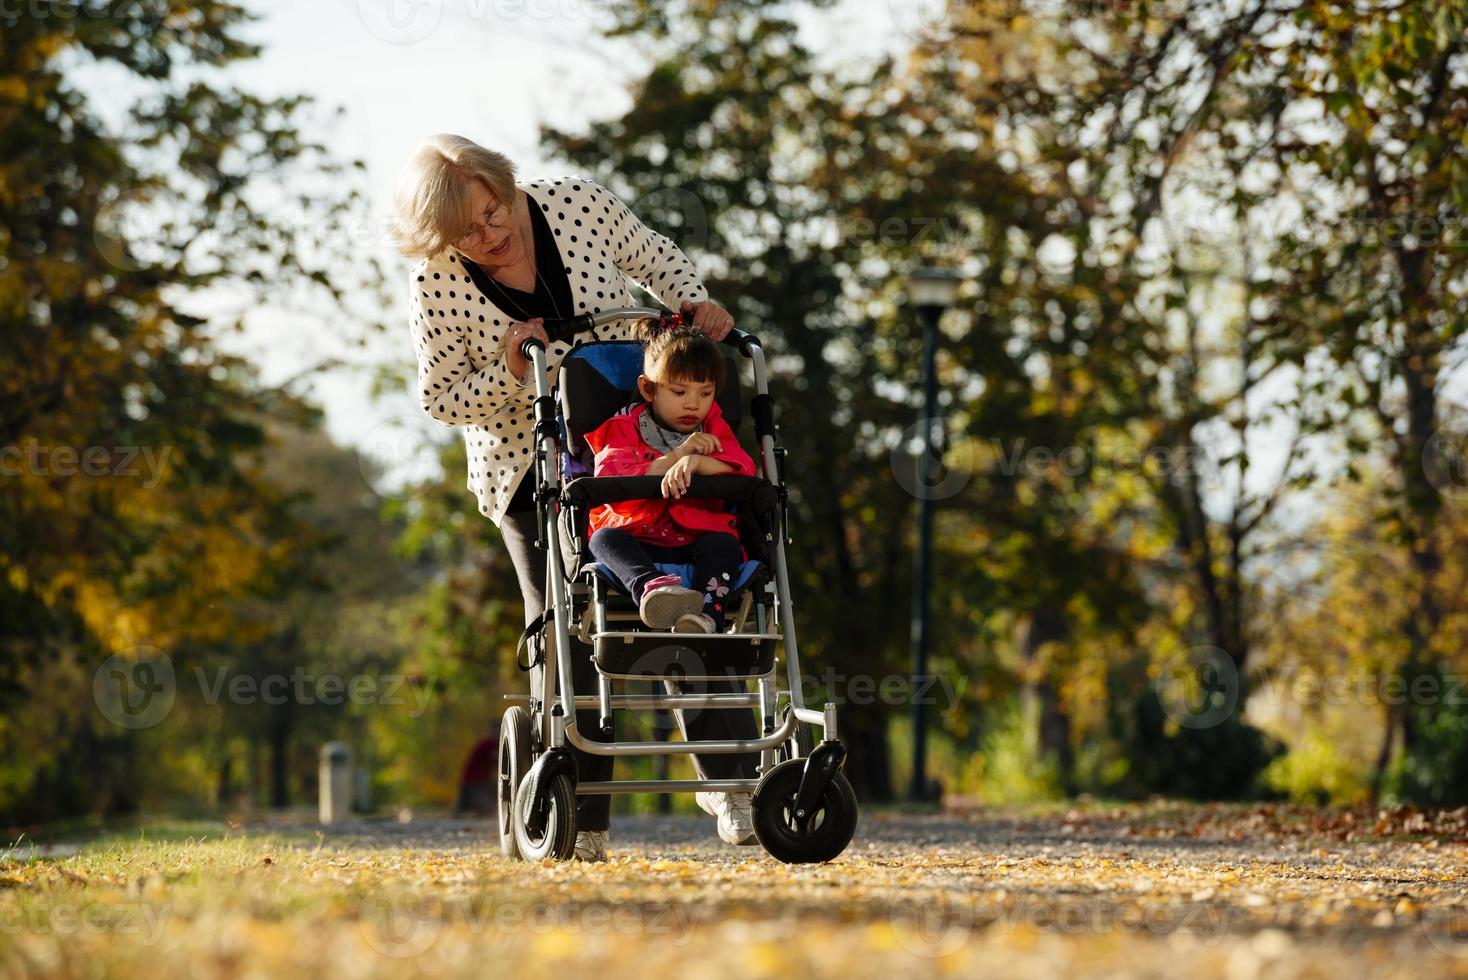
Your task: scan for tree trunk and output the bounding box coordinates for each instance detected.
[845,709,894,803]
[268,701,293,809]
[1369,707,1397,803]
[1021,607,1074,793]
[1396,335,1444,759]
[216,751,235,810]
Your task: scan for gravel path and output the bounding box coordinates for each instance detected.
[5,805,1468,979]
[304,805,1468,976]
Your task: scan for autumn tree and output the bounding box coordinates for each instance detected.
[0,1,386,821]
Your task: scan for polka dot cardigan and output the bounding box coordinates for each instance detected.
[408,176,710,527]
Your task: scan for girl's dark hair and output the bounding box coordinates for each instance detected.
[633,319,725,393]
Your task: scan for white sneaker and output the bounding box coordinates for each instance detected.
[696,792,757,845]
[673,612,717,634]
[639,575,705,630]
[573,829,608,862]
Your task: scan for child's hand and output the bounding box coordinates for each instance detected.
[674,432,722,458]
[661,455,701,498]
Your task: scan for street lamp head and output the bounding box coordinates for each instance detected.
[906,266,962,310]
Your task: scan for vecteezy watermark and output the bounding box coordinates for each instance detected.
[888,887,977,958]
[93,185,184,273]
[0,0,165,29]
[612,646,967,715]
[795,668,968,712]
[1154,646,1240,730]
[357,0,443,44]
[1254,667,1468,710]
[0,442,172,489]
[193,667,435,718]
[892,419,975,501]
[988,437,1223,489]
[92,649,437,729]
[887,0,949,41]
[630,185,711,253]
[888,891,1236,957]
[1172,203,1468,254]
[357,414,445,500]
[834,214,977,258]
[1424,911,1468,959]
[355,0,616,45]
[356,890,695,958]
[0,900,172,943]
[93,648,177,731]
[1424,425,1468,500]
[96,189,399,273]
[989,896,1236,942]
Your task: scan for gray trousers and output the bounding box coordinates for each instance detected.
[497,487,759,833]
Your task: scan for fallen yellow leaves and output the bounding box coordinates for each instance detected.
[2,807,1468,979]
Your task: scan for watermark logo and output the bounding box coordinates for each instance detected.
[358,414,444,499]
[358,890,444,957]
[93,647,176,730]
[356,888,694,955]
[887,0,949,41]
[357,0,443,44]
[635,186,711,253]
[1424,912,1468,959]
[1424,426,1468,499]
[1155,646,1239,730]
[892,419,974,501]
[889,888,975,957]
[93,186,182,273]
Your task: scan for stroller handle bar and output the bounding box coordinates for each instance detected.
[519,306,762,360]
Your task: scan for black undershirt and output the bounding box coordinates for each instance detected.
[457,191,574,324]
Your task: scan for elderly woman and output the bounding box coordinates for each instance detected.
[392,134,758,861]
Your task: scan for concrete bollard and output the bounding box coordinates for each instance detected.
[319,741,353,825]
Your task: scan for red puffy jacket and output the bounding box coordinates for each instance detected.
[583,400,756,544]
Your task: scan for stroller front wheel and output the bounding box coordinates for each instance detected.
[751,758,859,863]
[513,769,578,861]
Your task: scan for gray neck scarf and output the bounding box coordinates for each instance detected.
[639,405,696,456]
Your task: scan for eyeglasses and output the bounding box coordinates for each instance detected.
[456,200,512,247]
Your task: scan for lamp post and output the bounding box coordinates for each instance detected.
[906,267,961,803]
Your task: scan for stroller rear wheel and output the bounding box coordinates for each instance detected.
[751,758,858,863]
[513,769,578,861]
[497,706,532,859]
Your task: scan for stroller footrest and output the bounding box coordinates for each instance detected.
[576,779,761,795]
[564,708,797,756]
[590,631,779,679]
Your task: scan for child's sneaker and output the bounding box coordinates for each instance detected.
[573,829,608,862]
[673,612,717,634]
[638,574,704,629]
[696,792,757,845]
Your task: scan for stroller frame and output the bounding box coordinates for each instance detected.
[498,306,858,864]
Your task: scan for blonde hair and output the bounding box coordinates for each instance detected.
[390,134,518,260]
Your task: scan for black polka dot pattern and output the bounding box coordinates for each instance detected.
[408,176,710,526]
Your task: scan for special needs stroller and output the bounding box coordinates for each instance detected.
[496,306,858,864]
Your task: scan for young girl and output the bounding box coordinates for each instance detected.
[583,321,756,633]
